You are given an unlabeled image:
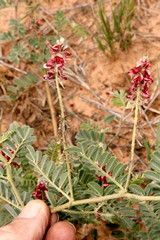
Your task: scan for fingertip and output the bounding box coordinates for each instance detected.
[45,221,76,240]
[18,200,50,220]
[9,200,50,239]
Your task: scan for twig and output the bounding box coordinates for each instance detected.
[65,66,104,102]
[65,106,84,122]
[41,0,110,13]
[40,11,58,34]
[107,107,126,147]
[144,91,160,114]
[80,96,133,122]
[142,109,156,138]
[0,60,27,74]
[144,106,160,115]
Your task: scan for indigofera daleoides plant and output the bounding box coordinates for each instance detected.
[1,49,160,238]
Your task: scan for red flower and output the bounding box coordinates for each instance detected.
[96,165,112,188]
[0,150,20,168]
[50,56,65,67]
[43,38,71,81]
[126,56,153,99]
[32,180,48,201]
[50,44,61,52]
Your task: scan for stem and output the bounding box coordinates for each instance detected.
[81,153,124,190]
[0,196,22,211]
[51,192,160,213]
[36,163,70,200]
[125,87,141,190]
[55,66,74,201]
[0,155,24,208]
[45,81,58,137]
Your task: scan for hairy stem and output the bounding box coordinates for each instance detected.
[0,155,24,208]
[125,87,140,190]
[0,196,22,211]
[45,81,58,138]
[51,192,160,213]
[55,66,74,201]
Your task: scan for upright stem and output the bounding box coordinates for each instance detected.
[45,81,58,138]
[55,66,74,201]
[6,165,24,208]
[125,87,140,190]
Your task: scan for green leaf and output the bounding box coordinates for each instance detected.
[99,152,111,167]
[113,162,126,179]
[45,191,57,206]
[66,146,81,153]
[156,121,160,146]
[129,184,145,195]
[0,0,6,8]
[87,181,103,196]
[144,170,160,183]
[104,114,116,123]
[112,90,128,107]
[9,18,25,38]
[58,172,68,188]
[52,165,63,182]
[0,31,16,42]
[70,21,87,38]
[4,204,18,218]
[3,140,16,151]
[0,131,14,143]
[149,147,160,173]
[105,156,117,172]
[144,140,152,161]
[8,43,29,63]
[104,185,116,195]
[54,11,68,31]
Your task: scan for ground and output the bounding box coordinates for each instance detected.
[0,0,160,239]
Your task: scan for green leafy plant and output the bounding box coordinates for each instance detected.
[5,72,39,100]
[0,48,160,240]
[95,0,135,55]
[53,10,87,38]
[0,0,12,9]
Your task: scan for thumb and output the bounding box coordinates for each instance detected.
[0,200,50,240]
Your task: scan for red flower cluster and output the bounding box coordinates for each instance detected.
[0,149,20,168]
[96,165,112,188]
[32,180,48,201]
[43,38,71,81]
[127,56,153,99]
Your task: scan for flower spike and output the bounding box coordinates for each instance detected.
[43,38,71,81]
[127,56,153,99]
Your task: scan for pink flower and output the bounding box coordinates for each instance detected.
[126,56,153,99]
[43,38,71,81]
[35,19,42,25]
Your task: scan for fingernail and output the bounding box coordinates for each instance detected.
[66,221,76,232]
[18,200,42,219]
